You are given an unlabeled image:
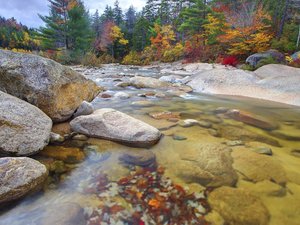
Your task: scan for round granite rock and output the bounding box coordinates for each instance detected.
[0,157,48,204]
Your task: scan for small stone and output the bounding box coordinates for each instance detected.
[252,146,273,156]
[179,119,199,127]
[291,149,300,158]
[155,93,166,98]
[173,135,187,141]
[50,132,65,144]
[100,93,112,98]
[72,134,89,141]
[208,128,219,137]
[214,107,229,114]
[149,111,181,120]
[52,122,71,136]
[116,82,130,88]
[84,145,100,152]
[198,120,212,128]
[114,92,130,99]
[131,101,154,107]
[73,101,94,118]
[226,140,244,146]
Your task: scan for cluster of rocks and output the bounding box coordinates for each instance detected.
[0,50,161,205]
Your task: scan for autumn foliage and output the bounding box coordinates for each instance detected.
[217,4,274,56]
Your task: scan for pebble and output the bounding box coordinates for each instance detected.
[72,134,89,141]
[291,149,300,158]
[50,132,65,144]
[173,135,187,141]
[252,147,273,156]
[226,140,244,146]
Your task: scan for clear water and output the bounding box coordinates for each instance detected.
[1,65,300,225]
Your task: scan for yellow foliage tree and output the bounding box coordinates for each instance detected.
[110,25,129,45]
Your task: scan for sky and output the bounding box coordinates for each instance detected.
[0,0,146,28]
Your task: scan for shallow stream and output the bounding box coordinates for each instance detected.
[1,64,300,225]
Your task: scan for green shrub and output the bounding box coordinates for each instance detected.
[255,56,277,69]
[240,64,255,71]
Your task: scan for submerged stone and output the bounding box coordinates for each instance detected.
[208,186,270,225]
[119,150,156,168]
[39,146,85,164]
[218,125,281,147]
[178,143,238,187]
[226,109,278,130]
[149,111,181,120]
[232,147,287,185]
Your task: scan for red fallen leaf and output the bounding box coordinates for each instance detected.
[174,184,186,195]
[157,166,165,174]
[118,176,132,185]
[109,205,124,214]
[139,220,145,225]
[148,199,161,209]
[136,178,148,189]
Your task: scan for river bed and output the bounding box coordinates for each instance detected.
[1,64,300,225]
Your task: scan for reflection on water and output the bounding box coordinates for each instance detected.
[1,65,300,225]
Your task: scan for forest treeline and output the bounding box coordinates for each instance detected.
[0,0,300,66]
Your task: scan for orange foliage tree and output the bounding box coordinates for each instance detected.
[218,4,274,56]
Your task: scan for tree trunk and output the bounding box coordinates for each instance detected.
[297,24,300,48]
[277,0,290,38]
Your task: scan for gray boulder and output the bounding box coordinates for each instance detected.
[246,49,285,67]
[73,101,94,118]
[0,50,102,122]
[0,91,52,156]
[0,157,48,204]
[70,108,161,147]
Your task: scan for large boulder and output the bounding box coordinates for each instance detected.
[70,108,161,147]
[254,64,300,79]
[208,186,270,225]
[0,91,52,156]
[0,157,48,204]
[176,143,238,187]
[246,49,285,67]
[187,68,259,94]
[188,65,300,106]
[0,50,102,122]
